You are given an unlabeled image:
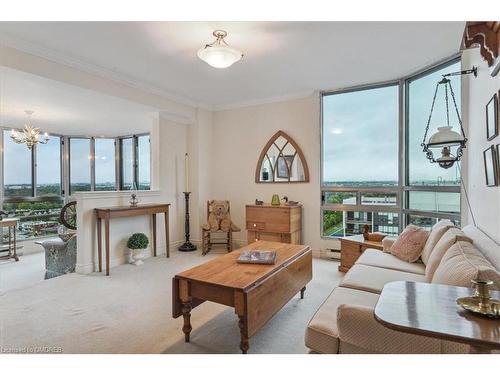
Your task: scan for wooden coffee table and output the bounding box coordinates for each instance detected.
[172,241,312,353]
[375,281,500,353]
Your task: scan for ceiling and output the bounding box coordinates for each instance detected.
[0,66,155,135]
[0,22,465,110]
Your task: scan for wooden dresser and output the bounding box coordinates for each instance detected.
[245,204,302,244]
[339,235,384,272]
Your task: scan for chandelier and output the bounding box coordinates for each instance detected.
[10,110,49,150]
[197,30,243,69]
[421,67,476,169]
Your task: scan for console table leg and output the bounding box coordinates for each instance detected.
[105,218,110,276]
[165,211,170,258]
[238,315,249,354]
[300,286,306,299]
[152,214,157,257]
[97,218,102,272]
[181,302,192,342]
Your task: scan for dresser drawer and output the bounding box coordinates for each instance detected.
[246,221,266,231]
[246,206,290,233]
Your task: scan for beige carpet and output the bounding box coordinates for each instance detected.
[0,249,343,354]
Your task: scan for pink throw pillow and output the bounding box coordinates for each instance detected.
[391,225,429,263]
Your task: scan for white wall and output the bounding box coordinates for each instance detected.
[211,94,335,252]
[462,48,500,243]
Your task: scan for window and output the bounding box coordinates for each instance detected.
[322,84,399,186]
[119,135,151,191]
[3,130,33,197]
[69,138,91,193]
[407,61,462,186]
[94,138,116,191]
[321,57,461,239]
[36,136,62,196]
[120,137,134,190]
[1,130,151,242]
[137,135,150,190]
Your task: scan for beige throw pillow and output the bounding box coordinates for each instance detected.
[432,241,500,290]
[424,227,473,282]
[390,225,429,263]
[420,219,455,265]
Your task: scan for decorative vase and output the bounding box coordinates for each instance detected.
[130,193,138,207]
[130,249,145,266]
[271,194,280,206]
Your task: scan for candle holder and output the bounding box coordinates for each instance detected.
[179,192,197,252]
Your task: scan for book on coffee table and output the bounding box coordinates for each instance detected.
[237,250,277,265]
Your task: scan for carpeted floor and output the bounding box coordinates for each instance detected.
[0,249,343,354]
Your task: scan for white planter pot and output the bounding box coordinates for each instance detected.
[129,249,146,266]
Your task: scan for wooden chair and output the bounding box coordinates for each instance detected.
[201,200,240,255]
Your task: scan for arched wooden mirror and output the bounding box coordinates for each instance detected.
[255,130,310,183]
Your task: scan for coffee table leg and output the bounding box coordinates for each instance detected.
[300,286,306,299]
[238,315,249,354]
[181,302,192,342]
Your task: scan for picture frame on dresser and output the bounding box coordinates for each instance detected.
[486,93,498,141]
[483,145,498,186]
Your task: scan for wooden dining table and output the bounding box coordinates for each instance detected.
[95,203,170,276]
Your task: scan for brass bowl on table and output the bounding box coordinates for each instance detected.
[456,279,500,319]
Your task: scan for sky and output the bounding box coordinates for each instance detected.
[322,60,462,185]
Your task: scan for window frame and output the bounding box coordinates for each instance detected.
[320,54,462,239]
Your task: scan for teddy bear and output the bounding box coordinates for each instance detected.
[206,200,240,232]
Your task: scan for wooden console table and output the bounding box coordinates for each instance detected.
[173,241,312,353]
[339,235,383,272]
[375,281,500,354]
[95,203,170,276]
[0,218,19,261]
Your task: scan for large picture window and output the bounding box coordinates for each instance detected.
[3,129,33,197]
[321,57,461,238]
[69,138,92,194]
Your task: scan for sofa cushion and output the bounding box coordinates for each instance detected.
[462,225,500,271]
[432,241,500,290]
[390,225,429,263]
[304,286,379,354]
[356,249,425,275]
[421,219,455,265]
[340,264,426,294]
[425,227,473,282]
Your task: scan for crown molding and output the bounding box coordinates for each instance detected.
[0,31,214,111]
[212,90,316,111]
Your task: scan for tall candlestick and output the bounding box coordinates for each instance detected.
[184,153,189,192]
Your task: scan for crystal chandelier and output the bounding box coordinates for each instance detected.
[421,67,476,169]
[10,110,49,150]
[197,30,243,69]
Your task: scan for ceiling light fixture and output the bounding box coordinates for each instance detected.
[421,67,477,169]
[11,110,49,150]
[197,30,243,69]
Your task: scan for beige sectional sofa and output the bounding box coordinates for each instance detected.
[305,222,500,354]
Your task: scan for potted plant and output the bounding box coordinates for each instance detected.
[127,233,149,266]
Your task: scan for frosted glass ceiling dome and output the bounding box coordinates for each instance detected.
[197,30,243,69]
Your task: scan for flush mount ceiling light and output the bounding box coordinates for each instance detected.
[197,30,243,69]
